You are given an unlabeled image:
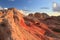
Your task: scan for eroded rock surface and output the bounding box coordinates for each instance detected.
[0,8,60,40]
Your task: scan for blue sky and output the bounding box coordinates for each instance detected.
[0,0,60,13]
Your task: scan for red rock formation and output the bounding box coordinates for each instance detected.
[0,8,60,40]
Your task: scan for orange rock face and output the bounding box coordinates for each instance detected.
[0,8,60,40]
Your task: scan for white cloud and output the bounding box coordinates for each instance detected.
[48,12,60,16]
[9,0,15,1]
[4,8,8,10]
[28,0,32,3]
[0,6,3,10]
[0,6,8,10]
[53,3,57,8]
[53,2,60,12]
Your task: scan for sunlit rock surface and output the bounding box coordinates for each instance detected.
[0,8,60,40]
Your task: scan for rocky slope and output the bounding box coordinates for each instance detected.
[0,8,60,40]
